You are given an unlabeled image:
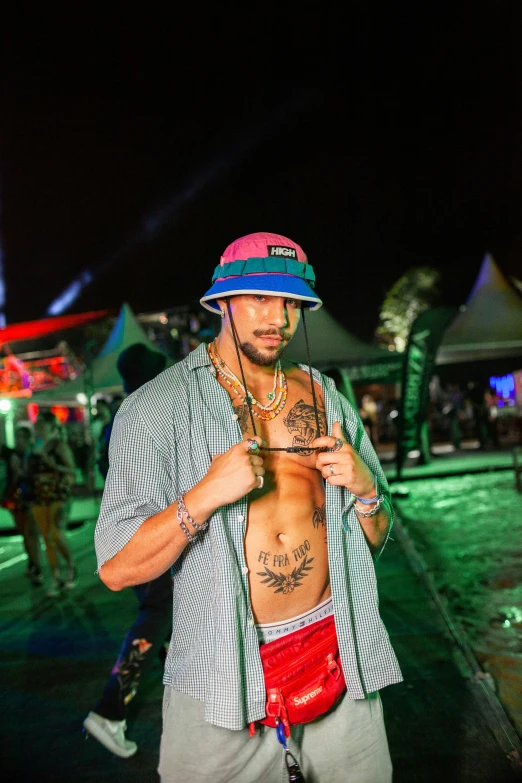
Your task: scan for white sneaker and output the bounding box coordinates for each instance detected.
[83,711,138,758]
[63,565,77,590]
[46,578,62,598]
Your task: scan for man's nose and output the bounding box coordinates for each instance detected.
[267,299,289,327]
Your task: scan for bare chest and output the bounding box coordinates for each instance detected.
[228,381,327,469]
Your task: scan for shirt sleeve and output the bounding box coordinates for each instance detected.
[338,392,394,560]
[94,401,172,570]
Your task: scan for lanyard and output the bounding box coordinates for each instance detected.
[276,720,306,783]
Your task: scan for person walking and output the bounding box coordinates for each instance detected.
[95,233,402,781]
[84,343,172,758]
[29,411,76,597]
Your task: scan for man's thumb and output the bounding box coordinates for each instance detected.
[332,421,344,440]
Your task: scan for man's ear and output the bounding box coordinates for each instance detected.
[216,298,228,318]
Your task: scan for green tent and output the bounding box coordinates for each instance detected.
[287,306,402,384]
[34,303,167,402]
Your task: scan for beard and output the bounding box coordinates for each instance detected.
[239,340,287,367]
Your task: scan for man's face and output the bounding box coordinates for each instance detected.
[220,295,302,367]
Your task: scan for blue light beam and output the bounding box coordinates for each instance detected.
[45,88,318,316]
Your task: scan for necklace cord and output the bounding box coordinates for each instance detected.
[225,298,258,437]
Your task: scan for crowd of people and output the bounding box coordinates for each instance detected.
[2,412,77,596]
[355,382,521,452]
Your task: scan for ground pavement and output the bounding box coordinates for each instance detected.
[1,512,521,781]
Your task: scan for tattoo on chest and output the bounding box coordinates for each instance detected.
[283,400,327,455]
[235,404,252,436]
[312,503,327,542]
[256,540,314,594]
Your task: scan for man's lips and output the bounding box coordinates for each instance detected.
[258,335,284,346]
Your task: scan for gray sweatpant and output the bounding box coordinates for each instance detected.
[158,687,392,783]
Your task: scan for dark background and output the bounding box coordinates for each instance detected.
[2,3,521,340]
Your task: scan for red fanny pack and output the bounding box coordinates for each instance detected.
[254,614,346,738]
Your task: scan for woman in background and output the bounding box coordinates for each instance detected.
[5,426,42,585]
[29,411,76,597]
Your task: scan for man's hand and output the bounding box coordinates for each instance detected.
[200,437,265,511]
[312,421,375,499]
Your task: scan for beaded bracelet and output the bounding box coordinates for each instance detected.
[176,493,209,542]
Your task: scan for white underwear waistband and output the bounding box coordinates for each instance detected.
[256,596,334,645]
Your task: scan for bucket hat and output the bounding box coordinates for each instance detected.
[200,232,322,313]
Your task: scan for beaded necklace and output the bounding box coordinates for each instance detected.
[212,341,281,409]
[208,341,288,421]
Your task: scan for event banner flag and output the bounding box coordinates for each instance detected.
[396,307,458,478]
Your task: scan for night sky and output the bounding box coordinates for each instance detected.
[3,5,522,341]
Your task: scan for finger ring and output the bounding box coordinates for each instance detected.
[329,464,335,476]
[333,437,343,452]
[247,439,259,452]
[257,475,264,489]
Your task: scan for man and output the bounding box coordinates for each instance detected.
[84,343,172,758]
[95,232,402,782]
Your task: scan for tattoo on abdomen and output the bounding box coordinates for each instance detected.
[256,550,314,594]
[258,550,290,568]
[313,503,327,542]
[283,400,327,455]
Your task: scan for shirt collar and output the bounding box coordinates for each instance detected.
[186,342,212,371]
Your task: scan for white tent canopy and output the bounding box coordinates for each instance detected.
[35,303,166,401]
[437,254,522,365]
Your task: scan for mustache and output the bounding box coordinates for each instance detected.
[253,329,289,340]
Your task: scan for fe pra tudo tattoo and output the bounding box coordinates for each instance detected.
[257,540,314,594]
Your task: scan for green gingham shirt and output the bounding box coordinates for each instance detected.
[95,343,402,730]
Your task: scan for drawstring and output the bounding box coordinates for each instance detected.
[277,720,306,782]
[226,298,257,436]
[300,306,321,438]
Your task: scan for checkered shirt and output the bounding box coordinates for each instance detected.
[95,343,402,730]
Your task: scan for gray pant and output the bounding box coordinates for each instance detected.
[158,687,392,783]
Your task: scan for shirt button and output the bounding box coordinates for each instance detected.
[248,618,255,627]
[232,413,238,420]
[238,514,245,522]
[242,566,249,575]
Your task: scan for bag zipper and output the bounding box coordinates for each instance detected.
[263,633,338,683]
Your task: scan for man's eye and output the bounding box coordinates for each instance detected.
[286,299,298,307]
[254,295,266,302]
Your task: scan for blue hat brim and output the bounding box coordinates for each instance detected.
[200,274,322,313]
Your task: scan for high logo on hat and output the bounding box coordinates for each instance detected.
[267,245,298,260]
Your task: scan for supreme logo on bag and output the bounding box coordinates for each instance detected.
[293,682,324,708]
